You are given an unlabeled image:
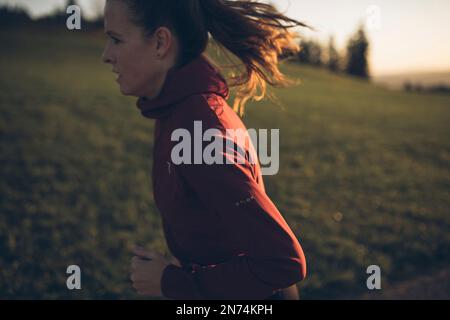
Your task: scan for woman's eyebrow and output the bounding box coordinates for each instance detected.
[105,30,122,37]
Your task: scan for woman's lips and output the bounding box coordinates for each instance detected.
[113,71,121,82]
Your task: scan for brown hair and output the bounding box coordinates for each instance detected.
[123,0,310,115]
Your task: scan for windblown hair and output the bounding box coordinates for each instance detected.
[122,0,311,115]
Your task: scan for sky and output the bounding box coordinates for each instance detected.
[1,0,449,76]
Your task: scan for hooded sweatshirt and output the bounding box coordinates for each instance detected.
[136,54,306,300]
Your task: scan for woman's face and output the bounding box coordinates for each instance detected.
[102,0,175,98]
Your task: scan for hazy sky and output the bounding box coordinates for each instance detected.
[2,0,449,76]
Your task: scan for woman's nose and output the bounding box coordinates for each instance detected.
[102,51,112,64]
[102,46,114,64]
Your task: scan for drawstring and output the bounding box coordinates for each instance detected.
[182,261,216,273]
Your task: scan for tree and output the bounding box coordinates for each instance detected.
[298,40,311,63]
[345,26,370,78]
[404,81,413,92]
[327,36,340,72]
[61,0,79,15]
[36,0,78,25]
[0,5,31,26]
[309,41,323,66]
[298,40,323,66]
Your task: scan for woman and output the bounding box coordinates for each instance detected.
[102,0,308,300]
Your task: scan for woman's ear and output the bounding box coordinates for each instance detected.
[154,27,173,58]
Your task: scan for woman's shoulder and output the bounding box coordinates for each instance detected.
[169,93,243,132]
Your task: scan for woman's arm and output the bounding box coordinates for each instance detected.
[160,135,306,300]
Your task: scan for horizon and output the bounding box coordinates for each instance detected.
[1,0,449,77]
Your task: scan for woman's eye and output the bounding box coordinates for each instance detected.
[110,36,121,44]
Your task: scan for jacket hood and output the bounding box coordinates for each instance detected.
[136,54,229,119]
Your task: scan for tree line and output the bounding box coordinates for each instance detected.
[1,2,370,79]
[295,26,370,79]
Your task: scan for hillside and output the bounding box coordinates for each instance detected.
[1,28,449,299]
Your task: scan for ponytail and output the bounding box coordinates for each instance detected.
[199,0,310,115]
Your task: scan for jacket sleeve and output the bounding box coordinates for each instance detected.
[160,122,306,300]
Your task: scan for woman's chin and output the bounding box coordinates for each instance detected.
[117,81,143,97]
[118,85,135,97]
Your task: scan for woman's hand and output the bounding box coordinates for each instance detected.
[130,246,176,298]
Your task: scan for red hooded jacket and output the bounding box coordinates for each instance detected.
[136,54,306,300]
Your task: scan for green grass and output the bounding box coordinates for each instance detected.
[1,27,449,299]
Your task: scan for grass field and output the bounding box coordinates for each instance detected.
[1,27,449,299]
